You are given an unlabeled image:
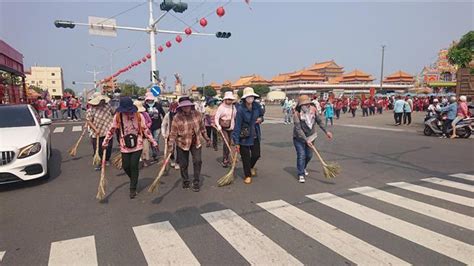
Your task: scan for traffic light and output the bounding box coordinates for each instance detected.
[72,81,76,85]
[173,2,188,13]
[160,0,175,11]
[216,32,231,38]
[54,20,75,29]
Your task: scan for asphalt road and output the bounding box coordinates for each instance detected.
[1,113,473,265]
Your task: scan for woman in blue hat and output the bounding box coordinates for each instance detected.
[102,97,158,199]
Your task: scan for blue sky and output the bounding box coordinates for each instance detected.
[1,1,472,93]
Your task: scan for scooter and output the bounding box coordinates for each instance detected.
[424,114,472,138]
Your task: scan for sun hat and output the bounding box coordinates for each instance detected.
[177,100,195,110]
[297,95,311,106]
[133,100,146,112]
[116,97,138,113]
[145,93,155,101]
[241,87,259,99]
[223,91,236,100]
[88,92,110,105]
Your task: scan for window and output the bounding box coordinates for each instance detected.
[51,73,55,76]
[52,89,57,92]
[51,81,56,84]
[31,81,35,84]
[39,81,43,84]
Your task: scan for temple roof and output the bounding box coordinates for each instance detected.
[232,74,269,88]
[339,69,375,83]
[384,70,415,83]
[287,70,325,82]
[307,60,343,71]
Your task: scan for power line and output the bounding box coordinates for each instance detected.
[97,1,148,25]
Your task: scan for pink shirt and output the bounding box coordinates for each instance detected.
[103,113,156,153]
[215,103,237,130]
[457,102,469,117]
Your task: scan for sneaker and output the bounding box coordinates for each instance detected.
[439,135,447,139]
[299,176,306,183]
[129,190,137,199]
[105,161,110,167]
[250,168,257,177]
[174,164,180,170]
[304,169,309,176]
[192,182,200,192]
[182,181,190,189]
[170,162,176,167]
[221,162,229,168]
[94,166,101,171]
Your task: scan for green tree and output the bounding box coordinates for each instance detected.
[29,85,44,94]
[252,84,270,97]
[119,80,147,97]
[197,86,217,97]
[237,89,243,98]
[220,87,233,96]
[448,31,473,68]
[64,88,75,96]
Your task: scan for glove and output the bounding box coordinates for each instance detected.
[235,145,240,153]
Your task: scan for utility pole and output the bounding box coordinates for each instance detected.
[86,67,103,91]
[379,45,386,93]
[201,73,205,99]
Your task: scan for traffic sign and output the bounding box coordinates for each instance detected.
[151,85,161,96]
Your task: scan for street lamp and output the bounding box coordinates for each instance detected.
[90,43,130,77]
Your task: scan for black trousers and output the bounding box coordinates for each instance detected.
[443,119,453,135]
[394,112,403,124]
[92,136,113,161]
[177,146,202,184]
[240,138,261,178]
[71,109,78,120]
[221,130,232,163]
[342,107,347,114]
[377,107,383,114]
[206,126,218,148]
[362,108,369,117]
[403,112,412,125]
[369,107,375,115]
[122,150,142,191]
[351,108,356,117]
[335,109,341,119]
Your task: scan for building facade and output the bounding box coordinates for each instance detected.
[25,66,64,98]
[0,40,26,104]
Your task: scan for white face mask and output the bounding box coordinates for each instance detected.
[301,105,309,112]
[245,97,255,104]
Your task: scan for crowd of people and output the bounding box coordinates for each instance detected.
[83,86,333,199]
[33,96,84,121]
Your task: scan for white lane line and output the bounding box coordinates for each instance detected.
[257,200,409,265]
[308,193,474,265]
[422,177,474,193]
[450,173,474,182]
[0,251,5,263]
[350,186,474,230]
[338,124,407,132]
[53,127,65,133]
[132,221,199,265]
[201,209,302,265]
[48,236,97,266]
[72,126,82,132]
[387,182,474,207]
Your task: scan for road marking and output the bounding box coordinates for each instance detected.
[48,236,97,266]
[201,209,302,265]
[132,221,199,265]
[0,251,4,263]
[450,173,474,182]
[350,186,474,230]
[422,177,474,193]
[72,126,82,132]
[307,193,474,265]
[257,200,409,265]
[53,127,65,133]
[387,182,474,207]
[338,124,407,132]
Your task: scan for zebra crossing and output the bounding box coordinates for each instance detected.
[2,173,473,265]
[53,125,83,133]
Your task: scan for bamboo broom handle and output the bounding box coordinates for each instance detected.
[309,144,327,167]
[214,126,234,161]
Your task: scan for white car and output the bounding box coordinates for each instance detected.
[0,104,52,184]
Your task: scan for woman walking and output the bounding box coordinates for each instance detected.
[204,99,219,150]
[293,95,333,183]
[232,87,264,184]
[102,97,158,199]
[215,91,237,168]
[324,101,334,126]
[135,100,153,167]
[161,101,180,169]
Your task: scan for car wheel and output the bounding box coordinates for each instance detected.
[423,126,433,136]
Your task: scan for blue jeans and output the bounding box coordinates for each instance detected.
[293,138,313,176]
[151,129,161,158]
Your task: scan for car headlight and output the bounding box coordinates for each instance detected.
[17,142,42,159]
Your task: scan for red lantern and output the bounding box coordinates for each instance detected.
[216,6,225,17]
[185,27,192,35]
[199,18,207,27]
[175,35,182,43]
[146,54,151,59]
[157,46,164,52]
[166,41,172,48]
[138,60,142,64]
[142,57,147,62]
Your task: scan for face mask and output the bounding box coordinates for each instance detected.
[146,102,154,107]
[245,97,254,104]
[301,105,309,112]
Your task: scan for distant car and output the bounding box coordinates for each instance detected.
[0,104,52,184]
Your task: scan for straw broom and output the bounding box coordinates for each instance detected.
[68,127,87,157]
[309,144,340,179]
[217,150,239,187]
[92,137,101,166]
[96,148,108,200]
[148,152,173,193]
[111,152,122,169]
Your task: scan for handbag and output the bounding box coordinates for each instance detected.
[120,113,141,149]
[220,107,234,130]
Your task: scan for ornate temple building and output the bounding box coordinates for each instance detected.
[339,69,375,84]
[383,70,415,85]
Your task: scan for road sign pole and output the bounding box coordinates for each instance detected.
[149,0,158,85]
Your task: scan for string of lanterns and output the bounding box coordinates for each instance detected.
[99,5,226,85]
